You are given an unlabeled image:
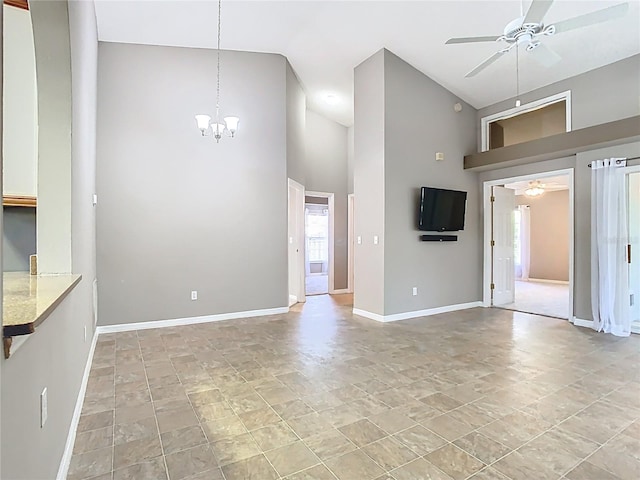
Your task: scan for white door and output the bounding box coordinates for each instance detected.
[628,172,640,324]
[288,179,305,305]
[492,186,516,305]
[348,194,355,294]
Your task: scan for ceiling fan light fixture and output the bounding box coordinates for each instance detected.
[524,180,545,197]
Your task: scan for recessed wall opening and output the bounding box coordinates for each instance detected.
[489,100,567,149]
[481,91,571,152]
[305,195,330,296]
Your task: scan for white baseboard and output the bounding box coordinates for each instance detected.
[288,295,298,307]
[525,278,570,285]
[573,317,594,329]
[353,301,483,323]
[95,306,289,334]
[56,330,99,480]
[330,289,350,294]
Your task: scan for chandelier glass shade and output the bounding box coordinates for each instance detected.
[524,180,545,197]
[195,0,239,142]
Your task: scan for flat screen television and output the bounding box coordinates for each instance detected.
[418,187,467,232]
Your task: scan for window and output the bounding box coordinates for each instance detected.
[305,208,328,263]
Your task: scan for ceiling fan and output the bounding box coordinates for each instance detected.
[446,0,630,77]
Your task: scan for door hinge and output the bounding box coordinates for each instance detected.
[490,283,495,290]
[627,244,631,264]
[631,293,635,307]
[491,240,495,247]
[490,196,495,202]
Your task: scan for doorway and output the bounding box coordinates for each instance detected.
[625,168,640,332]
[304,192,334,296]
[483,169,574,320]
[288,179,305,306]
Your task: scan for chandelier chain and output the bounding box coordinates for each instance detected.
[216,0,221,123]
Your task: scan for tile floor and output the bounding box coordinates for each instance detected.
[305,275,329,296]
[69,294,640,480]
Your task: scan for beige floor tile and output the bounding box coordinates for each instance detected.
[285,464,336,480]
[113,457,167,480]
[393,424,447,456]
[161,425,208,455]
[419,393,463,413]
[362,436,418,470]
[67,446,113,480]
[325,449,386,480]
[193,401,235,422]
[368,409,416,434]
[221,454,279,480]
[113,436,162,470]
[478,412,551,449]
[565,460,622,480]
[77,410,114,433]
[288,412,335,439]
[467,467,511,479]
[390,457,452,480]
[265,441,321,477]
[453,432,511,465]
[73,426,114,454]
[304,429,356,461]
[273,399,315,420]
[115,403,154,424]
[251,421,299,451]
[238,406,282,431]
[424,444,485,480]
[156,406,199,433]
[492,450,558,480]
[165,444,219,480]
[113,416,158,445]
[421,413,474,442]
[588,439,640,479]
[338,419,387,447]
[210,432,261,466]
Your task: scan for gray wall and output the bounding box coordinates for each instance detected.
[477,55,640,149]
[353,49,386,315]
[1,1,98,478]
[383,50,480,315]
[516,190,570,282]
[97,43,288,326]
[347,126,354,194]
[305,109,349,290]
[286,62,306,185]
[0,4,4,475]
[2,207,36,272]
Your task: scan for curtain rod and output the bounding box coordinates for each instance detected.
[588,156,640,168]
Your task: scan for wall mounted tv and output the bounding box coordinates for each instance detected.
[418,187,467,232]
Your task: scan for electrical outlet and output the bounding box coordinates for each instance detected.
[191,290,198,301]
[40,388,48,428]
[412,287,418,296]
[373,235,379,245]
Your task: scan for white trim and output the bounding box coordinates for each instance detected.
[288,295,297,307]
[481,90,571,152]
[331,288,350,294]
[353,301,483,323]
[288,178,306,304]
[483,168,574,321]
[305,190,335,295]
[525,278,570,285]
[95,307,289,334]
[347,193,355,294]
[56,331,99,480]
[573,317,594,329]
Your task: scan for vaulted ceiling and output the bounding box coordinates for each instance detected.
[94,0,640,126]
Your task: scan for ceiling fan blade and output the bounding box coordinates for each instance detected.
[530,43,562,67]
[524,0,555,24]
[446,36,501,45]
[552,3,629,34]
[465,51,506,78]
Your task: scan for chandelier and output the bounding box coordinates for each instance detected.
[524,180,545,197]
[195,0,239,142]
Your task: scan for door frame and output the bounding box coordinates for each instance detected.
[305,190,335,294]
[482,168,575,321]
[621,165,640,334]
[288,178,306,305]
[348,193,355,294]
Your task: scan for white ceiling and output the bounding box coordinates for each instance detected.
[94,0,640,126]
[505,174,570,195]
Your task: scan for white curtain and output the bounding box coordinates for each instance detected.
[591,158,630,336]
[519,205,531,281]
